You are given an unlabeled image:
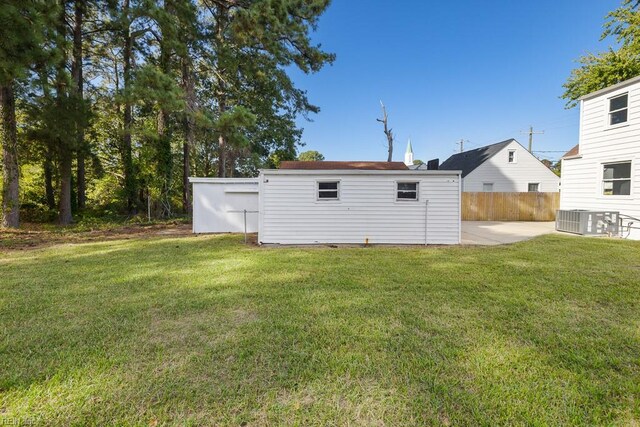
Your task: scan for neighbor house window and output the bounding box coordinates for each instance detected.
[508,150,516,163]
[609,93,628,126]
[528,183,540,192]
[317,181,339,200]
[397,182,418,200]
[483,183,494,192]
[602,162,631,195]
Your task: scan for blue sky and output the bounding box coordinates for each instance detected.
[290,0,618,163]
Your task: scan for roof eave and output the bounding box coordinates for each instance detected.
[259,169,461,176]
[578,75,640,101]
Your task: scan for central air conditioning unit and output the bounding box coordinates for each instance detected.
[556,210,619,236]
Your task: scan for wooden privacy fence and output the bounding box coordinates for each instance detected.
[462,192,560,221]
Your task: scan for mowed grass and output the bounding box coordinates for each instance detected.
[1,233,639,426]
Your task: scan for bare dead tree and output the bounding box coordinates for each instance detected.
[376,101,393,162]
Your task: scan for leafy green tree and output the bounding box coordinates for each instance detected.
[562,0,640,107]
[298,150,325,161]
[4,0,335,224]
[200,0,335,177]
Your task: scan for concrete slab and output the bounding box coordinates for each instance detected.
[462,221,556,245]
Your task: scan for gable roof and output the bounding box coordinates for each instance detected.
[280,161,409,170]
[439,139,514,177]
[562,144,580,159]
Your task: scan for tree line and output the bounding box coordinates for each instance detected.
[0,0,334,227]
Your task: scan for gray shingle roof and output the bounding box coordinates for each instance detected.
[439,139,514,177]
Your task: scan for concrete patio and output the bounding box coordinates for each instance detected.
[462,221,557,245]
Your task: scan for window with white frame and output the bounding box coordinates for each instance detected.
[317,181,339,200]
[483,183,494,192]
[528,183,540,192]
[508,150,516,163]
[602,162,631,195]
[609,93,628,126]
[397,182,418,200]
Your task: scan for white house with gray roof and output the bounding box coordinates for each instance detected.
[439,139,560,193]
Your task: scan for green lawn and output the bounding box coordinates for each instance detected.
[1,232,639,426]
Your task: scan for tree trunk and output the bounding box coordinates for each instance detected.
[216,91,227,177]
[156,108,172,218]
[215,4,228,178]
[122,0,136,214]
[58,152,73,224]
[157,24,173,219]
[218,134,226,177]
[1,83,20,228]
[182,58,195,214]
[72,0,86,210]
[377,102,393,162]
[56,1,73,225]
[44,146,56,209]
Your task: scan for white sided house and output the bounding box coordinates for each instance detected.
[439,139,560,193]
[560,76,640,240]
[190,161,462,245]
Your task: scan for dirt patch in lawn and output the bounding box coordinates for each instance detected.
[0,222,193,252]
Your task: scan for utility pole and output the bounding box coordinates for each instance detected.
[522,125,544,152]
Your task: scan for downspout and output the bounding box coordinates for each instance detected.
[424,199,429,245]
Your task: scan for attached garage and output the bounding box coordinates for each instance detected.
[190,178,259,233]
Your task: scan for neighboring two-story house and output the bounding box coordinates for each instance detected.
[560,76,640,240]
[439,139,560,192]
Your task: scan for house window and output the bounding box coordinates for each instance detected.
[317,181,339,200]
[508,150,516,163]
[609,93,628,126]
[483,183,494,192]
[397,182,418,200]
[528,183,540,192]
[602,162,631,195]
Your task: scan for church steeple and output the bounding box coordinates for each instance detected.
[404,139,414,166]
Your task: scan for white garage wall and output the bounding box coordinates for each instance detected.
[190,178,259,233]
[258,170,461,245]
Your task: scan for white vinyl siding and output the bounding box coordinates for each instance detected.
[560,81,640,239]
[259,172,461,245]
[190,178,259,233]
[463,140,560,192]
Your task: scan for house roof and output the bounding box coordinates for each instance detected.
[439,139,514,177]
[279,161,409,170]
[562,144,580,159]
[578,75,640,101]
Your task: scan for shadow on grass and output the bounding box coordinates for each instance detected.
[0,234,639,425]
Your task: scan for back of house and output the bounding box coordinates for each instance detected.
[560,76,640,239]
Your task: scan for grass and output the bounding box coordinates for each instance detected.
[0,232,639,426]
